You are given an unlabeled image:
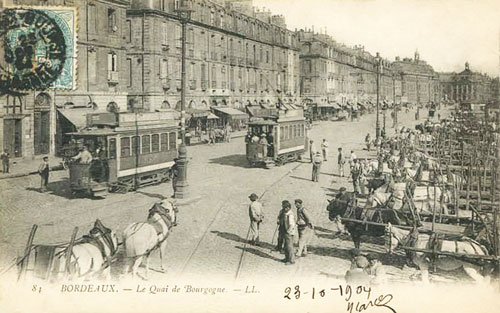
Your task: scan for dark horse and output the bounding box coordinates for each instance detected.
[326,193,409,249]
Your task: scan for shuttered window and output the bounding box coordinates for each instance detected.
[120,137,130,157]
[142,135,151,154]
[152,134,160,152]
[161,133,168,151]
[168,132,176,150]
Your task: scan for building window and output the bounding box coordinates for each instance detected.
[175,25,181,48]
[108,138,116,159]
[152,134,160,152]
[160,59,168,79]
[131,136,140,155]
[161,22,168,46]
[88,5,97,33]
[161,133,168,151]
[108,52,118,72]
[121,137,130,157]
[142,135,151,154]
[108,8,117,33]
[127,58,132,87]
[126,20,131,43]
[88,51,97,84]
[169,132,176,150]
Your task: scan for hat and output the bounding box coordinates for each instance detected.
[315,151,321,155]
[261,133,266,137]
[282,200,291,208]
[43,156,49,160]
[249,193,259,201]
[339,187,346,192]
[294,199,303,204]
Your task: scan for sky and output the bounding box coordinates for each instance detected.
[254,0,500,77]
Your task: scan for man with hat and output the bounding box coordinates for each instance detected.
[345,248,371,284]
[72,145,93,164]
[258,133,268,159]
[365,252,387,285]
[170,158,179,195]
[309,140,317,163]
[279,200,296,265]
[248,193,264,246]
[295,199,313,257]
[38,156,50,192]
[312,151,323,182]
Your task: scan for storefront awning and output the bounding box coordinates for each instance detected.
[57,108,94,129]
[207,113,219,119]
[212,107,249,120]
[187,109,210,118]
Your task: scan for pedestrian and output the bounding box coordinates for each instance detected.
[248,193,264,246]
[309,139,316,162]
[349,150,357,169]
[209,128,216,145]
[365,133,372,151]
[312,152,322,182]
[258,133,268,159]
[279,200,296,265]
[321,139,329,161]
[351,159,361,195]
[275,201,287,253]
[38,156,50,192]
[337,147,345,177]
[225,125,231,143]
[170,158,179,195]
[295,199,313,258]
[1,149,10,173]
[365,253,387,285]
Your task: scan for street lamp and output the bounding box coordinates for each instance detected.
[375,53,382,140]
[174,0,193,199]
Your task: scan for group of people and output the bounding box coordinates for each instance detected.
[248,194,314,265]
[207,125,231,145]
[247,130,274,159]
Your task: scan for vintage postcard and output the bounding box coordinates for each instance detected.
[0,0,499,312]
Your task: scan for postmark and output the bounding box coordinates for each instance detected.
[0,6,77,91]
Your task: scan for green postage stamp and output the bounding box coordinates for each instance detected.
[1,6,77,91]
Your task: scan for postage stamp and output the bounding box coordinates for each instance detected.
[0,6,77,91]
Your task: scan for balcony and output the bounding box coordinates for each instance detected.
[107,71,119,84]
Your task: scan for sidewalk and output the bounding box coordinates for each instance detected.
[0,155,64,180]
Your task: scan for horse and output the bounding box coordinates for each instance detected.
[385,223,492,283]
[122,199,178,279]
[327,194,407,249]
[28,219,119,281]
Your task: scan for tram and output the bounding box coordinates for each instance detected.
[65,112,179,197]
[245,107,308,168]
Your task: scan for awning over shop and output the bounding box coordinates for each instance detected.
[212,107,249,120]
[57,108,94,129]
[207,113,219,119]
[187,109,210,118]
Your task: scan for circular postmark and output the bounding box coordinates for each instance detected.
[0,8,67,91]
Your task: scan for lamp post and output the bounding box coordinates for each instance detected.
[174,1,193,199]
[392,74,398,128]
[375,53,381,140]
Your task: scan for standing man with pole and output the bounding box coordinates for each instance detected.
[279,200,296,265]
[295,199,314,258]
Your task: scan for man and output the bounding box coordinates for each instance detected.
[349,150,357,169]
[321,139,329,161]
[258,133,268,159]
[349,248,369,270]
[365,133,372,151]
[275,201,288,253]
[351,159,362,195]
[209,128,216,145]
[312,152,323,182]
[1,149,10,173]
[38,156,50,192]
[170,158,179,195]
[248,193,264,246]
[337,147,345,177]
[72,146,93,164]
[295,199,313,258]
[365,253,387,285]
[309,140,316,163]
[279,200,296,265]
[267,132,274,158]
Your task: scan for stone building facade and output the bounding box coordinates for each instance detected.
[0,0,131,158]
[126,0,300,112]
[439,62,497,104]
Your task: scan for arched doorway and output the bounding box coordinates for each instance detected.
[34,92,51,155]
[107,102,119,113]
[161,100,171,109]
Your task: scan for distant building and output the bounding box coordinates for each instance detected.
[439,62,497,104]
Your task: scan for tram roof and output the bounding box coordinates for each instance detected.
[247,120,278,126]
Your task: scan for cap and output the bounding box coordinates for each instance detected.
[249,193,259,201]
[282,200,291,208]
[339,187,347,192]
[294,199,303,204]
[366,253,379,261]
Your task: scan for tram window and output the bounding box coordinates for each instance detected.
[168,132,176,150]
[121,137,130,157]
[109,138,116,159]
[161,133,168,151]
[294,125,298,138]
[301,124,305,137]
[131,136,140,155]
[288,125,292,139]
[142,135,151,154]
[280,127,284,140]
[152,134,160,152]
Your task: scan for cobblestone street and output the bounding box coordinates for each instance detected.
[1,107,453,284]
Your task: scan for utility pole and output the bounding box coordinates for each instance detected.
[392,74,397,128]
[174,0,193,199]
[375,52,381,140]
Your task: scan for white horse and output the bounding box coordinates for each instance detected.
[122,199,178,279]
[386,223,491,283]
[36,220,119,281]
